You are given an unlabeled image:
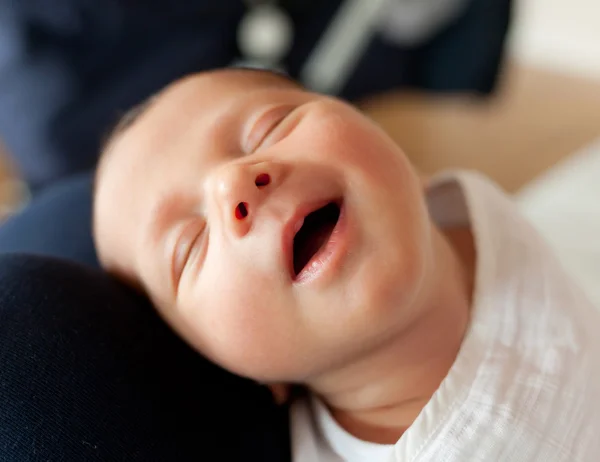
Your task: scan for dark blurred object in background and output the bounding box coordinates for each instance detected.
[0,0,511,191]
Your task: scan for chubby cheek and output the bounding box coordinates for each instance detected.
[178,245,298,380]
[355,199,432,329]
[319,110,432,319]
[359,233,428,319]
[310,104,411,179]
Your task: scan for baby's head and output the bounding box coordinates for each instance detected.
[94,68,435,384]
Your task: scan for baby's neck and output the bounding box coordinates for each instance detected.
[307,226,475,444]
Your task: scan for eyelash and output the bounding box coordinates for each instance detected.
[246,105,297,153]
[173,220,207,290]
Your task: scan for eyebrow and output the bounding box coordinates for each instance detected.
[147,193,187,248]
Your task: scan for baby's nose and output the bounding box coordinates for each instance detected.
[233,172,271,220]
[210,162,278,238]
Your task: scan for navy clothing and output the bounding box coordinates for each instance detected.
[0,254,291,461]
[0,173,97,266]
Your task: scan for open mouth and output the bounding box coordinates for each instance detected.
[292,202,341,277]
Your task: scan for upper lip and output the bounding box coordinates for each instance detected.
[281,199,333,280]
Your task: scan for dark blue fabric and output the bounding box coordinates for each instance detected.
[340,0,513,99]
[0,0,511,190]
[0,254,291,461]
[0,173,98,267]
[0,0,245,190]
[415,0,513,94]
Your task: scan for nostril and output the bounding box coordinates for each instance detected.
[255,173,271,188]
[235,202,249,220]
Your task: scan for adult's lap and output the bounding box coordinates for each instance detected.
[0,254,290,461]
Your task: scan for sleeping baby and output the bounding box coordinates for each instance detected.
[93,68,600,461]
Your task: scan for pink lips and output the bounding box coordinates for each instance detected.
[282,200,348,285]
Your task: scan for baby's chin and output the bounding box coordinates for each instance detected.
[210,350,307,383]
[193,336,323,384]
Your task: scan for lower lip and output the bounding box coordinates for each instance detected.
[293,203,349,286]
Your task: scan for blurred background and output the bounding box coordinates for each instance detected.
[361,0,600,192]
[0,0,598,206]
[0,0,598,302]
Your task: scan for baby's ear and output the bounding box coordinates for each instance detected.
[268,383,290,405]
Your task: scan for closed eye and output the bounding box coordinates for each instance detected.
[244,104,297,153]
[172,219,207,291]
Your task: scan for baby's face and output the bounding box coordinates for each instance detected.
[95,70,433,382]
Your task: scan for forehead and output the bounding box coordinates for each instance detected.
[146,69,300,123]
